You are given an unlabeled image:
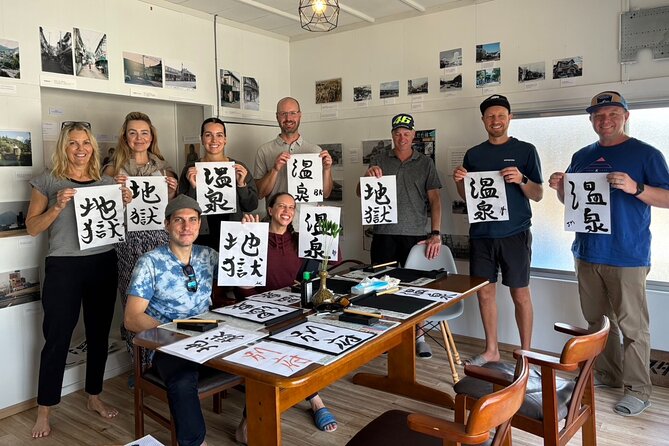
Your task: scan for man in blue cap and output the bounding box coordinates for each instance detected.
[549,91,669,417]
[359,113,442,357]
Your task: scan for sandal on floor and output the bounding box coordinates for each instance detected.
[313,407,338,432]
[613,395,651,417]
[464,354,488,366]
[416,340,433,359]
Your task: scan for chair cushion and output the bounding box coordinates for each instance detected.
[453,361,575,421]
[143,366,242,394]
[346,410,443,446]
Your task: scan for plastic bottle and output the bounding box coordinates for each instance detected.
[300,271,312,308]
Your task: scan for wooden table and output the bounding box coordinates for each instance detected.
[133,273,487,446]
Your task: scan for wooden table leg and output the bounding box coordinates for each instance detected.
[246,379,282,446]
[352,326,455,408]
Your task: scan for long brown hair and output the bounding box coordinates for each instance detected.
[51,123,101,181]
[109,111,165,175]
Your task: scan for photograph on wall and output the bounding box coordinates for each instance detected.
[353,84,372,102]
[73,28,108,80]
[452,200,467,215]
[476,42,501,63]
[0,130,32,167]
[325,178,343,203]
[39,26,74,75]
[0,200,29,237]
[123,51,163,88]
[518,61,545,83]
[315,78,342,104]
[185,143,201,164]
[439,48,462,68]
[408,77,428,95]
[440,73,462,92]
[362,139,391,164]
[0,267,40,309]
[476,68,501,88]
[220,69,241,108]
[320,143,342,167]
[443,234,470,260]
[0,38,20,79]
[552,56,583,79]
[380,80,399,99]
[412,130,436,163]
[165,60,196,89]
[243,76,259,110]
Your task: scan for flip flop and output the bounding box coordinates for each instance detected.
[416,340,433,359]
[464,354,488,366]
[613,395,651,417]
[312,407,338,432]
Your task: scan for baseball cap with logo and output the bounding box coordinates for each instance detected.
[586,91,629,114]
[164,194,202,220]
[391,113,415,130]
[480,94,511,115]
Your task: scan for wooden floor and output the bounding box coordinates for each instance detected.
[2,337,669,446]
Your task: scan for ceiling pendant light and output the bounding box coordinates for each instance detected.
[298,0,340,32]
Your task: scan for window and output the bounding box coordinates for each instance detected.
[512,106,669,286]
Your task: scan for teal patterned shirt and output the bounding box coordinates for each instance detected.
[127,244,218,323]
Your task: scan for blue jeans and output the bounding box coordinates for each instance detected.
[153,352,206,446]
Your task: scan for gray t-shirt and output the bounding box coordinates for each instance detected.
[369,148,442,236]
[253,134,322,200]
[29,170,116,257]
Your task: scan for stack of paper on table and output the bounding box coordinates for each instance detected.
[212,299,304,325]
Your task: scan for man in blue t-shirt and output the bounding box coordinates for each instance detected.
[124,194,219,446]
[549,91,669,417]
[453,94,544,367]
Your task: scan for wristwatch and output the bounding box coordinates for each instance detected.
[521,175,529,185]
[429,230,440,237]
[633,182,645,196]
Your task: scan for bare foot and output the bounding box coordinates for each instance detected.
[31,405,51,438]
[87,395,119,419]
[235,416,247,445]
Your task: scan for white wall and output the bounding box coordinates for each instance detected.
[0,0,290,412]
[287,0,669,353]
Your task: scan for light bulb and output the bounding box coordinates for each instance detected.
[312,0,327,14]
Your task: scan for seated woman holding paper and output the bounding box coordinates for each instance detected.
[235,192,337,442]
[27,121,131,438]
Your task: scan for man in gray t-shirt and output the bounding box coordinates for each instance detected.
[254,97,334,201]
[360,113,442,266]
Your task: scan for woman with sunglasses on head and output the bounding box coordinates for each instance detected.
[178,117,258,306]
[103,112,179,382]
[27,122,131,438]
[234,192,337,443]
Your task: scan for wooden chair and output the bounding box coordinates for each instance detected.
[454,316,610,446]
[405,243,463,383]
[346,354,530,446]
[133,343,244,446]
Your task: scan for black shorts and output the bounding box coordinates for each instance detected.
[370,233,424,266]
[469,230,532,288]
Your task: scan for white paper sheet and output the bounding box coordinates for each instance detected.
[268,320,375,355]
[223,340,325,376]
[359,175,398,225]
[73,184,125,250]
[212,299,303,325]
[247,288,301,306]
[159,325,264,364]
[563,172,611,234]
[287,153,323,203]
[394,286,462,302]
[195,161,237,215]
[465,170,510,223]
[126,176,168,231]
[218,221,268,286]
[298,205,341,261]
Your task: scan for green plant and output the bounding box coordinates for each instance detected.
[319,219,342,272]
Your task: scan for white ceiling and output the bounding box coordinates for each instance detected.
[154,0,483,39]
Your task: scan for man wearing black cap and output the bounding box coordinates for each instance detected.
[124,194,221,446]
[549,91,669,417]
[361,113,443,266]
[453,94,543,367]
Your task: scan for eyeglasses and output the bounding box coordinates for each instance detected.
[61,121,92,130]
[277,111,300,118]
[182,264,198,293]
